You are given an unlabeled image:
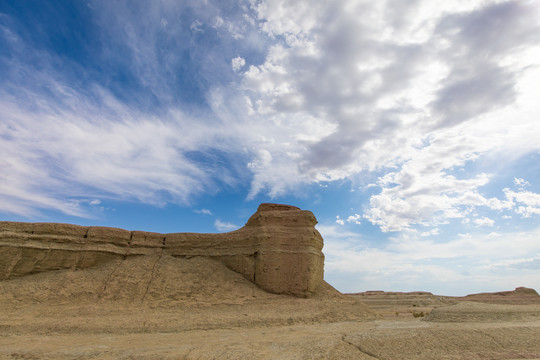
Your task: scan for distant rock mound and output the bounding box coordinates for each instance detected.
[460,287,540,304]
[0,203,324,297]
[465,287,539,297]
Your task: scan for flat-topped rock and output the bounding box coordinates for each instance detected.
[0,203,325,297]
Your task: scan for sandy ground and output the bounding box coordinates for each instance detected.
[1,256,539,359]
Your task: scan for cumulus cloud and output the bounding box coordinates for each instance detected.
[334,214,362,225]
[346,214,362,225]
[231,56,246,72]
[232,0,540,205]
[473,217,495,227]
[503,187,540,218]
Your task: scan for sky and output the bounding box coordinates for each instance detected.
[1,0,540,296]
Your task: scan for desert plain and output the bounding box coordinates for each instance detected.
[1,255,539,360]
[1,204,539,359]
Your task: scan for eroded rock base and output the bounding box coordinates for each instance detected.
[0,203,324,297]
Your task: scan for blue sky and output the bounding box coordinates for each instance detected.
[1,0,540,295]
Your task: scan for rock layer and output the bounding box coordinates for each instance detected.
[0,203,324,297]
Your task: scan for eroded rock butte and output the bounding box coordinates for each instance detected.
[0,203,324,297]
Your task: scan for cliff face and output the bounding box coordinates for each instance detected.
[0,203,324,297]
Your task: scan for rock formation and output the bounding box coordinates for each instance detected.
[0,203,324,297]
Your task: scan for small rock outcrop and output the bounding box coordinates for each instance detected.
[0,204,325,297]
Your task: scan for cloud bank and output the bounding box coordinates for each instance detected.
[1,0,540,237]
[321,223,540,295]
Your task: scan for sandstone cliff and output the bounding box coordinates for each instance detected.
[0,203,324,297]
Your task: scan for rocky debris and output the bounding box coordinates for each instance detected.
[0,203,324,297]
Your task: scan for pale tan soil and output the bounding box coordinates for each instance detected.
[348,291,457,319]
[2,314,539,359]
[1,256,539,359]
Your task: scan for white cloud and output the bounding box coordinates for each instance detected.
[516,206,540,218]
[514,177,530,189]
[363,158,494,232]
[190,19,203,32]
[194,208,212,215]
[320,224,540,294]
[503,187,540,218]
[487,256,540,271]
[420,228,440,237]
[214,219,239,232]
[212,15,246,39]
[474,216,494,227]
[229,0,540,214]
[505,188,540,207]
[0,0,263,217]
[0,93,216,216]
[346,214,362,225]
[231,56,246,72]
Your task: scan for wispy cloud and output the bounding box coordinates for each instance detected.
[0,1,261,217]
[0,87,222,216]
[487,256,540,271]
[214,219,239,232]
